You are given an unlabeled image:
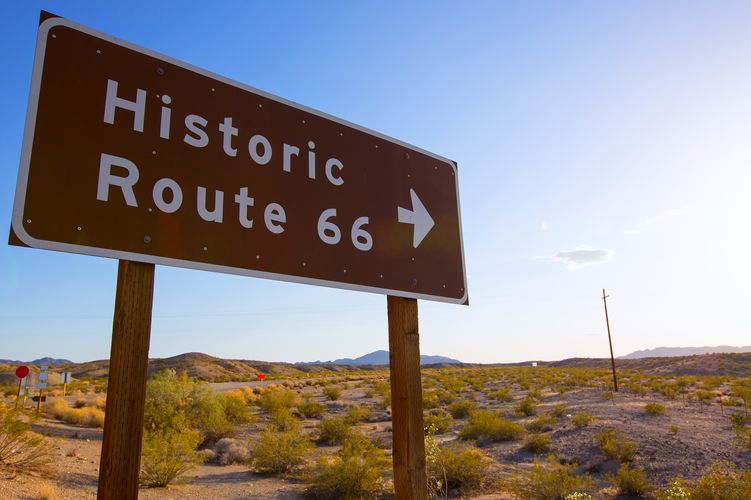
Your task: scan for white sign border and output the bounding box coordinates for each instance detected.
[12,15,468,305]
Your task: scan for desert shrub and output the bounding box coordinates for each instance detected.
[211,438,250,465]
[608,463,652,496]
[601,390,614,401]
[460,409,525,442]
[73,398,87,409]
[669,425,679,435]
[251,426,312,474]
[140,426,204,487]
[423,411,452,434]
[448,400,475,419]
[317,416,353,445]
[524,433,552,454]
[298,397,325,418]
[690,460,751,499]
[552,404,568,418]
[221,391,253,424]
[645,403,667,415]
[572,413,594,428]
[527,415,556,433]
[422,390,440,409]
[257,387,299,413]
[429,442,491,494]
[515,396,538,416]
[344,405,371,425]
[596,428,636,463]
[269,407,300,432]
[0,410,51,471]
[656,478,690,500]
[305,434,389,499]
[322,386,341,401]
[490,386,513,402]
[508,455,592,500]
[729,412,749,428]
[45,398,104,428]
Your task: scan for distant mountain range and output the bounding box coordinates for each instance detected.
[310,349,461,366]
[620,346,751,359]
[0,357,73,366]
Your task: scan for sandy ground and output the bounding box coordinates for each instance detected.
[1,377,749,499]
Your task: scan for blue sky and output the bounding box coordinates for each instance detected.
[2,1,750,363]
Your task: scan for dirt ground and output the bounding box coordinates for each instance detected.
[1,372,749,499]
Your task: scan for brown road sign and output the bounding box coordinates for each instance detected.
[11,15,468,304]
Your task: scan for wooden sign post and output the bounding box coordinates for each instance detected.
[97,260,155,500]
[388,296,427,499]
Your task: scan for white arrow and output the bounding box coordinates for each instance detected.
[397,189,435,248]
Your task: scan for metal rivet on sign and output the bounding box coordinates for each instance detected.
[375,144,379,149]
[156,67,165,76]
[435,166,438,170]
[51,34,56,38]
[443,284,446,288]
[143,235,151,243]
[76,226,82,231]
[258,104,262,108]
[148,208,152,212]
[203,246,208,251]
[411,257,415,262]
[339,132,343,137]
[256,255,260,259]
[343,269,347,273]
[96,49,101,54]
[211,88,215,92]
[302,262,306,266]
[410,278,418,286]
[26,219,31,224]
[302,119,306,124]
[152,150,156,155]
[404,152,410,160]
[380,274,383,278]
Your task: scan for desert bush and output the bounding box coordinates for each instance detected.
[690,460,751,499]
[608,463,652,496]
[489,386,514,402]
[221,391,253,424]
[344,405,371,425]
[211,438,250,465]
[0,410,51,471]
[508,455,592,500]
[524,433,552,454]
[251,426,312,474]
[596,428,636,463]
[423,411,452,434]
[448,400,475,419]
[305,434,389,499]
[429,441,491,494]
[669,425,679,435]
[571,413,594,428]
[269,407,300,432]
[515,396,538,416]
[317,416,353,445]
[73,398,87,409]
[645,403,667,415]
[45,398,104,428]
[322,386,341,401]
[460,409,525,443]
[527,415,556,433]
[298,397,325,418]
[656,478,690,500]
[257,387,299,413]
[729,412,749,428]
[601,390,614,401]
[422,390,440,409]
[552,404,568,418]
[140,426,204,487]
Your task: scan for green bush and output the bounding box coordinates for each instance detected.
[429,442,491,494]
[257,387,299,413]
[251,426,312,474]
[305,435,389,499]
[448,400,475,419]
[527,415,556,433]
[596,428,636,463]
[552,404,568,418]
[140,426,204,487]
[490,386,513,402]
[423,411,452,434]
[344,405,371,425]
[269,407,300,432]
[221,391,254,424]
[298,397,325,419]
[322,386,341,401]
[524,433,552,454]
[0,410,51,472]
[571,413,594,428]
[509,455,592,499]
[645,403,667,415]
[690,461,751,499]
[515,396,538,417]
[608,463,652,496]
[317,416,353,445]
[459,409,525,442]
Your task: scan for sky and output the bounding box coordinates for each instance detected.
[1,1,750,364]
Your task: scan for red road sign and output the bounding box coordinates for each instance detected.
[15,365,30,378]
[11,14,467,304]
[257,373,266,381]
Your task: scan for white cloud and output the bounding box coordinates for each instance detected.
[625,206,691,235]
[541,222,548,231]
[536,245,614,269]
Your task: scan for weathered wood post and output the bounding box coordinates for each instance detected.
[388,295,427,499]
[97,260,155,499]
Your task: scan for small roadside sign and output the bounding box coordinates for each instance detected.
[15,365,30,378]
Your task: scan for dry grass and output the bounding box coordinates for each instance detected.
[32,482,58,500]
[45,398,105,428]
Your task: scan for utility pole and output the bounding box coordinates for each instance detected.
[602,289,618,392]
